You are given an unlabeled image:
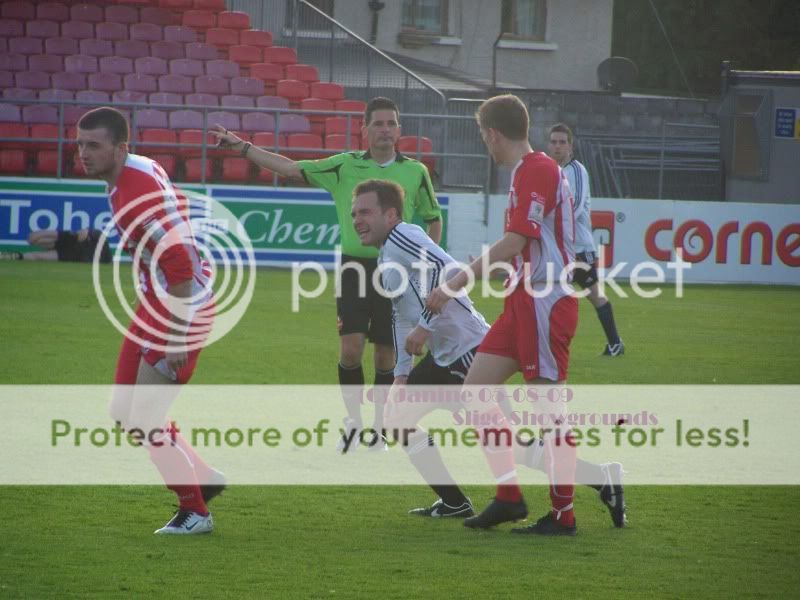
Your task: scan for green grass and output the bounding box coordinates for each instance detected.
[0,261,799,599]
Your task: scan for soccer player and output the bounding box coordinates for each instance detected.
[212,97,442,450]
[548,123,625,356]
[76,107,225,535]
[351,178,485,518]
[426,94,581,535]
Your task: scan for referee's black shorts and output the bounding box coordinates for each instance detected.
[336,254,393,346]
[572,251,599,289]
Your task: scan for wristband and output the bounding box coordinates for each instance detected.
[240,142,252,157]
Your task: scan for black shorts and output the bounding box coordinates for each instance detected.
[54,230,111,263]
[407,347,479,386]
[336,254,393,346]
[572,251,599,289]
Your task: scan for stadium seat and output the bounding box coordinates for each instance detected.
[250,63,284,95]
[26,20,60,38]
[182,10,215,29]
[10,37,44,55]
[177,129,215,157]
[141,7,178,27]
[29,123,61,151]
[37,3,70,22]
[39,89,74,102]
[0,72,14,89]
[0,105,22,123]
[221,95,254,108]
[218,11,249,30]
[64,105,90,126]
[76,90,110,103]
[23,105,59,124]
[78,38,112,57]
[325,116,361,136]
[70,4,104,23]
[139,128,176,153]
[240,29,272,48]
[285,64,319,83]
[169,58,204,78]
[170,110,204,130]
[185,42,219,61]
[228,45,262,68]
[262,46,297,66]
[52,71,87,91]
[0,39,7,55]
[195,74,229,95]
[135,56,168,76]
[276,80,309,106]
[46,36,80,56]
[0,123,29,150]
[0,19,24,37]
[0,54,27,71]
[310,82,344,102]
[33,150,63,176]
[231,76,265,97]
[220,157,251,182]
[123,73,158,93]
[149,154,177,177]
[115,40,149,59]
[88,72,123,93]
[131,23,163,42]
[2,2,35,20]
[397,135,435,171]
[113,90,148,104]
[241,111,275,133]
[160,0,193,8]
[186,92,219,107]
[15,71,51,90]
[0,150,28,175]
[104,5,138,25]
[99,56,134,75]
[151,41,185,60]
[158,74,194,94]
[182,158,212,182]
[61,20,94,40]
[95,21,128,41]
[149,92,183,106]
[194,0,226,10]
[208,111,239,132]
[276,114,311,134]
[256,95,290,110]
[29,54,64,73]
[335,99,367,114]
[253,131,283,150]
[286,133,323,160]
[163,25,197,44]
[300,98,335,136]
[133,109,169,129]
[206,59,240,79]
[325,134,361,151]
[206,28,239,49]
[5,88,38,101]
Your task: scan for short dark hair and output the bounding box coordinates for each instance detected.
[364,97,400,126]
[549,123,574,144]
[353,179,405,219]
[77,107,129,145]
[475,94,529,141]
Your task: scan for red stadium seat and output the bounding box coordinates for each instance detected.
[206,28,239,49]
[220,157,251,182]
[141,7,179,27]
[240,29,271,48]
[228,45,262,67]
[177,129,216,157]
[139,128,177,153]
[250,62,284,95]
[150,154,177,178]
[253,131,284,150]
[300,97,335,135]
[262,46,297,66]
[397,136,436,172]
[29,123,61,151]
[33,150,63,176]
[160,0,193,8]
[182,10,216,30]
[194,0,226,10]
[0,123,29,150]
[286,133,323,160]
[182,158,212,182]
[310,82,344,102]
[325,134,360,152]
[335,99,367,114]
[0,150,28,175]
[276,79,309,106]
[325,116,361,136]
[285,64,319,83]
[218,11,249,30]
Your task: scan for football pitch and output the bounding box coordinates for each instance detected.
[0,261,798,598]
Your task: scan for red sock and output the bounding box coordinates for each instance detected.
[544,429,577,526]
[148,426,208,515]
[478,406,522,503]
[166,421,214,483]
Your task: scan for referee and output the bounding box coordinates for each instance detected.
[212,97,442,448]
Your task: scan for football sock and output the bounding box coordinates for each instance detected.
[404,431,469,507]
[166,421,214,483]
[543,429,577,526]
[595,301,621,346]
[148,425,208,515]
[373,368,394,432]
[338,362,364,425]
[478,406,522,503]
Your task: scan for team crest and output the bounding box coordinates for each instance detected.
[528,193,545,223]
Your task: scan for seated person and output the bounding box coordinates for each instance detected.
[1,229,111,263]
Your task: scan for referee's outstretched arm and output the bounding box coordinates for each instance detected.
[211,125,303,180]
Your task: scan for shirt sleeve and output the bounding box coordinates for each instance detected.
[297,153,350,192]
[506,165,555,240]
[411,163,442,223]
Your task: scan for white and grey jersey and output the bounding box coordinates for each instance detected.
[562,159,595,255]
[379,222,490,378]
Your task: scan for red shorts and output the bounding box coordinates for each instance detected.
[114,299,214,385]
[478,285,578,382]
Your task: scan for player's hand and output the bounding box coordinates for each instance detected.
[165,341,188,373]
[404,326,430,356]
[211,125,243,151]
[425,286,451,314]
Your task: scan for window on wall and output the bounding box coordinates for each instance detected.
[286,0,334,30]
[501,0,547,40]
[402,0,448,34]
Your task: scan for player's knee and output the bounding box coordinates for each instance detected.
[339,338,365,366]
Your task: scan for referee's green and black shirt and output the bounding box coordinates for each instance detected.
[297,150,442,258]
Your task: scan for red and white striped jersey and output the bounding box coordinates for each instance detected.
[503,151,575,291]
[108,153,211,303]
